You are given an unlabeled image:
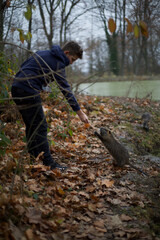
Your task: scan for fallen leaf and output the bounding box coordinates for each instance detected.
[26,208,41,224]
[120,214,132,221]
[102,179,114,187]
[93,219,105,228]
[88,203,97,212]
[57,186,65,195]
[78,191,90,199]
[25,228,34,240]
[109,215,122,227]
[9,220,24,240]
[84,123,90,128]
[72,195,80,203]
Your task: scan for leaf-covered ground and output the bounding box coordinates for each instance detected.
[0,94,160,240]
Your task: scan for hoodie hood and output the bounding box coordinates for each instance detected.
[51,45,70,67]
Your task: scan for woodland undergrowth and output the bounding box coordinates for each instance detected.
[0,94,160,240]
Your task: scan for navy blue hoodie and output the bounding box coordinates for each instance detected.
[12,45,80,112]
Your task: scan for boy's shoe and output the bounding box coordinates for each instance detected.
[50,162,67,171]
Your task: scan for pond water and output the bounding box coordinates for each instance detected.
[77,80,160,101]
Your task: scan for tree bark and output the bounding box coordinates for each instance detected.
[106,33,119,75]
[59,0,81,46]
[120,0,126,76]
[0,0,4,52]
[95,0,119,75]
[37,0,60,48]
[27,0,35,56]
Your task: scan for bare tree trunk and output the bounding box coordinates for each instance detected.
[37,0,60,48]
[59,0,81,45]
[106,32,119,75]
[0,0,4,52]
[132,39,136,74]
[120,0,126,76]
[142,0,149,73]
[95,0,119,75]
[27,0,35,57]
[59,0,92,46]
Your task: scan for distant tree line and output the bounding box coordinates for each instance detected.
[0,0,160,78]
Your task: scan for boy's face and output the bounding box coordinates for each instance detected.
[64,51,78,64]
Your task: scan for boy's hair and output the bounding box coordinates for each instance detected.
[62,41,83,59]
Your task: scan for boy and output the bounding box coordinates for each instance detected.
[11,41,88,170]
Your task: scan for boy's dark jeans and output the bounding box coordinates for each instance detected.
[11,86,54,166]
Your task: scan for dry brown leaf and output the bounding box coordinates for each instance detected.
[86,185,95,193]
[90,194,99,202]
[25,228,34,240]
[106,197,122,206]
[95,227,107,233]
[113,231,126,238]
[75,233,88,239]
[0,193,9,207]
[109,215,122,227]
[125,18,133,34]
[92,149,101,154]
[88,203,97,212]
[120,214,132,221]
[63,179,76,188]
[86,169,95,181]
[93,219,105,228]
[8,220,24,240]
[108,18,116,33]
[101,179,114,187]
[15,204,25,215]
[72,195,80,203]
[55,205,66,216]
[84,123,90,128]
[78,191,90,199]
[26,208,41,224]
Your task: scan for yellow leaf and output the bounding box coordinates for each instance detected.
[125,18,133,34]
[8,68,12,73]
[57,186,65,195]
[139,20,147,31]
[108,18,116,33]
[134,24,139,38]
[139,21,149,38]
[19,31,24,43]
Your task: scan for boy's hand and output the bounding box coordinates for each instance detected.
[76,109,89,123]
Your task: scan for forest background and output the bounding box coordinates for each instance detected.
[1,0,160,85]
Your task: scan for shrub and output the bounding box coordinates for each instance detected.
[0,121,11,157]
